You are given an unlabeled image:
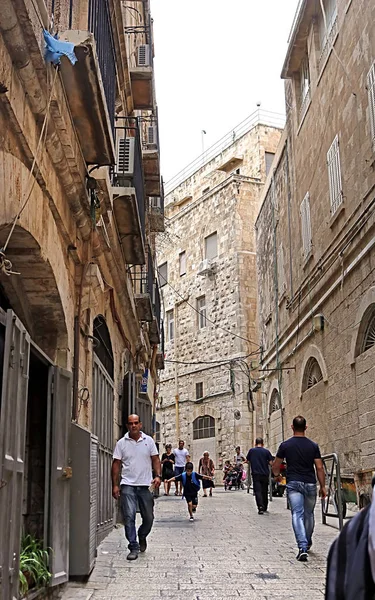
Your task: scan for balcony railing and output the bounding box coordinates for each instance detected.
[88,0,116,131]
[132,250,155,299]
[113,118,146,245]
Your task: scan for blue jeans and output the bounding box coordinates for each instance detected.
[286,482,317,551]
[120,485,154,552]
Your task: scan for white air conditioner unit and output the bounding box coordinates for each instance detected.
[136,44,151,67]
[150,196,161,209]
[146,125,158,148]
[116,137,135,177]
[197,258,212,275]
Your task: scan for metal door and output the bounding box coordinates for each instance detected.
[48,367,72,586]
[0,310,30,600]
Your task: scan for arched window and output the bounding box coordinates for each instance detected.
[357,305,375,356]
[193,416,215,440]
[302,357,323,392]
[269,389,281,414]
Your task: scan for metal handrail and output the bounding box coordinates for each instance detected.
[321,452,345,530]
[164,109,285,195]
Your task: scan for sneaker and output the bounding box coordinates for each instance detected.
[139,538,147,553]
[258,509,264,515]
[189,516,194,521]
[307,542,312,552]
[127,551,139,561]
[296,549,308,562]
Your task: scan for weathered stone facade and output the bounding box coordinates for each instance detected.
[156,115,282,470]
[0,0,163,596]
[256,0,375,493]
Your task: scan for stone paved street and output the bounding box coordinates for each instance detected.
[63,488,339,600]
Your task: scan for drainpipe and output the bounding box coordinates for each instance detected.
[174,302,180,440]
[285,142,294,299]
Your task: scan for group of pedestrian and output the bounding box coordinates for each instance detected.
[112,412,327,566]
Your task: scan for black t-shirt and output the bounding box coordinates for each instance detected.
[175,472,203,496]
[276,436,321,484]
[247,447,273,476]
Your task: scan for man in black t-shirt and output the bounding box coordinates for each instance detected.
[247,438,273,514]
[273,415,327,562]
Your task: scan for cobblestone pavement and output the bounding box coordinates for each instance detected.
[63,488,339,600]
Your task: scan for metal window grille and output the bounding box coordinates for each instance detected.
[302,357,323,392]
[327,135,343,215]
[166,309,174,341]
[179,251,186,276]
[193,415,215,439]
[367,62,375,152]
[197,296,207,329]
[300,192,312,259]
[361,309,375,354]
[159,262,167,287]
[299,55,311,122]
[196,382,204,400]
[205,232,218,260]
[319,0,338,51]
[269,389,281,414]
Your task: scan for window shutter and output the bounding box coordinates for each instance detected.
[327,135,343,215]
[205,232,218,260]
[300,192,312,259]
[367,62,375,151]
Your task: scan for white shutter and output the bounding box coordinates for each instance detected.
[300,192,312,259]
[327,135,343,215]
[147,126,157,147]
[205,232,218,260]
[367,62,375,151]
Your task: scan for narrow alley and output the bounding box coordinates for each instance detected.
[62,489,338,600]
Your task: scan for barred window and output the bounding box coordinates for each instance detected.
[300,192,312,259]
[193,416,215,440]
[302,357,323,392]
[327,135,343,215]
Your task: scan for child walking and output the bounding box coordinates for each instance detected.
[167,462,212,521]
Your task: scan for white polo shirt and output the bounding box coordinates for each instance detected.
[113,432,159,486]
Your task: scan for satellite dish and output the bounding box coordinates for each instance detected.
[234,409,241,421]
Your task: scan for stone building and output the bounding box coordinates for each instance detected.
[256,0,375,498]
[156,111,282,471]
[0,0,163,597]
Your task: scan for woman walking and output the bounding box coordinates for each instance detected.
[161,444,175,495]
[199,451,215,497]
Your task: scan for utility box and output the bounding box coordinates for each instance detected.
[69,423,98,577]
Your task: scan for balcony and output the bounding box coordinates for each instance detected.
[149,279,161,345]
[149,181,165,233]
[141,116,161,196]
[112,118,146,265]
[129,44,154,110]
[131,251,154,322]
[60,30,115,165]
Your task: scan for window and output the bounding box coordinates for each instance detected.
[302,357,323,392]
[166,309,174,341]
[277,244,286,296]
[300,192,312,259]
[367,62,375,152]
[196,382,204,400]
[179,251,186,276]
[265,152,275,177]
[197,296,207,329]
[155,421,161,445]
[193,415,215,439]
[269,389,281,414]
[327,135,343,215]
[205,232,218,260]
[159,262,168,287]
[299,55,311,122]
[358,306,375,356]
[319,0,337,52]
[202,187,210,194]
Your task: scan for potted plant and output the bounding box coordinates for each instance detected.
[19,534,52,597]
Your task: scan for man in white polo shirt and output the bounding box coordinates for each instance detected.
[112,414,161,561]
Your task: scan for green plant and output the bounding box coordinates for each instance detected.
[19,534,52,597]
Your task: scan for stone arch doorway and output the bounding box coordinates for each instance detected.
[191,415,216,470]
[0,225,69,364]
[92,314,115,544]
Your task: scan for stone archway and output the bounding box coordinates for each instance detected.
[0,225,69,364]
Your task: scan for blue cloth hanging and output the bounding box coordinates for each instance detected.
[43,29,77,65]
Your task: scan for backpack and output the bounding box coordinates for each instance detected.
[181,471,201,491]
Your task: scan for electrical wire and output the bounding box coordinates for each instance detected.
[164,351,261,367]
[157,268,262,349]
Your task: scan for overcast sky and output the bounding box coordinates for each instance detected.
[151,0,300,183]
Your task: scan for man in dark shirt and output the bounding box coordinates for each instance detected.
[247,438,273,514]
[273,415,327,562]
